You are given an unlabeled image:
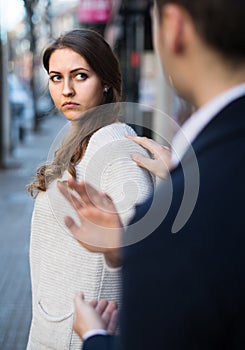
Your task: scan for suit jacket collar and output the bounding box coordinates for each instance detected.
[173,95,245,171]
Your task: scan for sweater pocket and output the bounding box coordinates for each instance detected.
[37,299,73,322]
[27,299,79,350]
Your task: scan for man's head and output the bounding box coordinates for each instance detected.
[153,0,245,106]
[155,0,245,62]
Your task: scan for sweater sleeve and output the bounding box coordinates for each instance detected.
[99,139,154,227]
[75,124,155,226]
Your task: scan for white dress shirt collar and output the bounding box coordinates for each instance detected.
[171,83,245,168]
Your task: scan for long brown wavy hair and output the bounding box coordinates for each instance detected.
[27,29,122,197]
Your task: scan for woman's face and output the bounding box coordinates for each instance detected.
[48,48,104,121]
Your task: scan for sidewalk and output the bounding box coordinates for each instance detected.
[0,115,66,350]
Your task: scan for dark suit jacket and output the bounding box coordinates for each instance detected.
[84,96,245,350]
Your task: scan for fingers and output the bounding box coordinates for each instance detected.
[126,135,154,152]
[101,301,118,324]
[74,294,118,336]
[68,178,113,210]
[76,291,85,300]
[68,179,100,206]
[74,292,85,310]
[65,218,101,252]
[64,216,78,231]
[83,298,118,324]
[131,153,157,172]
[64,216,89,247]
[58,179,114,218]
[127,135,171,161]
[73,293,106,339]
[107,309,119,335]
[89,299,98,308]
[64,217,91,248]
[126,135,163,155]
[57,181,84,210]
[99,301,118,334]
[88,298,118,327]
[57,180,71,202]
[95,299,109,315]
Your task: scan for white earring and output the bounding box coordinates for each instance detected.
[104,86,109,93]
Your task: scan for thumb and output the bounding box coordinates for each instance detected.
[74,292,86,308]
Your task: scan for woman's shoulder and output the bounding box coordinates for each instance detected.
[90,122,137,145]
[83,122,137,155]
[84,122,150,161]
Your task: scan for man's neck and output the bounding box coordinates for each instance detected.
[191,63,245,109]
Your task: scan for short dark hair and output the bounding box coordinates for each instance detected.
[155,0,245,62]
[43,29,122,103]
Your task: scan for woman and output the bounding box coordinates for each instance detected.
[26,29,154,349]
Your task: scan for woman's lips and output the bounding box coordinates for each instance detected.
[62,102,79,108]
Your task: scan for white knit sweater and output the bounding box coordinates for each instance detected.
[27,123,154,349]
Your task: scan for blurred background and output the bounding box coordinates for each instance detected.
[0,0,187,166]
[0,1,191,349]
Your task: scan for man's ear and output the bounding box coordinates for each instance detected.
[161,4,187,54]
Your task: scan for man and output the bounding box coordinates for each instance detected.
[59,0,245,348]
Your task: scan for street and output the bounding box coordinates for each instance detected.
[0,115,66,350]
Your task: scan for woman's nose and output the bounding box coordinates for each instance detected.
[62,78,75,96]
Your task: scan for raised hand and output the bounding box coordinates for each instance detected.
[57,178,122,267]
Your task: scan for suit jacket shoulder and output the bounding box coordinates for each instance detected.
[121,96,245,350]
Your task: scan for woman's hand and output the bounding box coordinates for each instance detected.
[126,136,171,179]
[57,178,122,267]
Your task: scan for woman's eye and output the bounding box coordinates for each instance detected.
[77,73,88,81]
[50,75,61,82]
